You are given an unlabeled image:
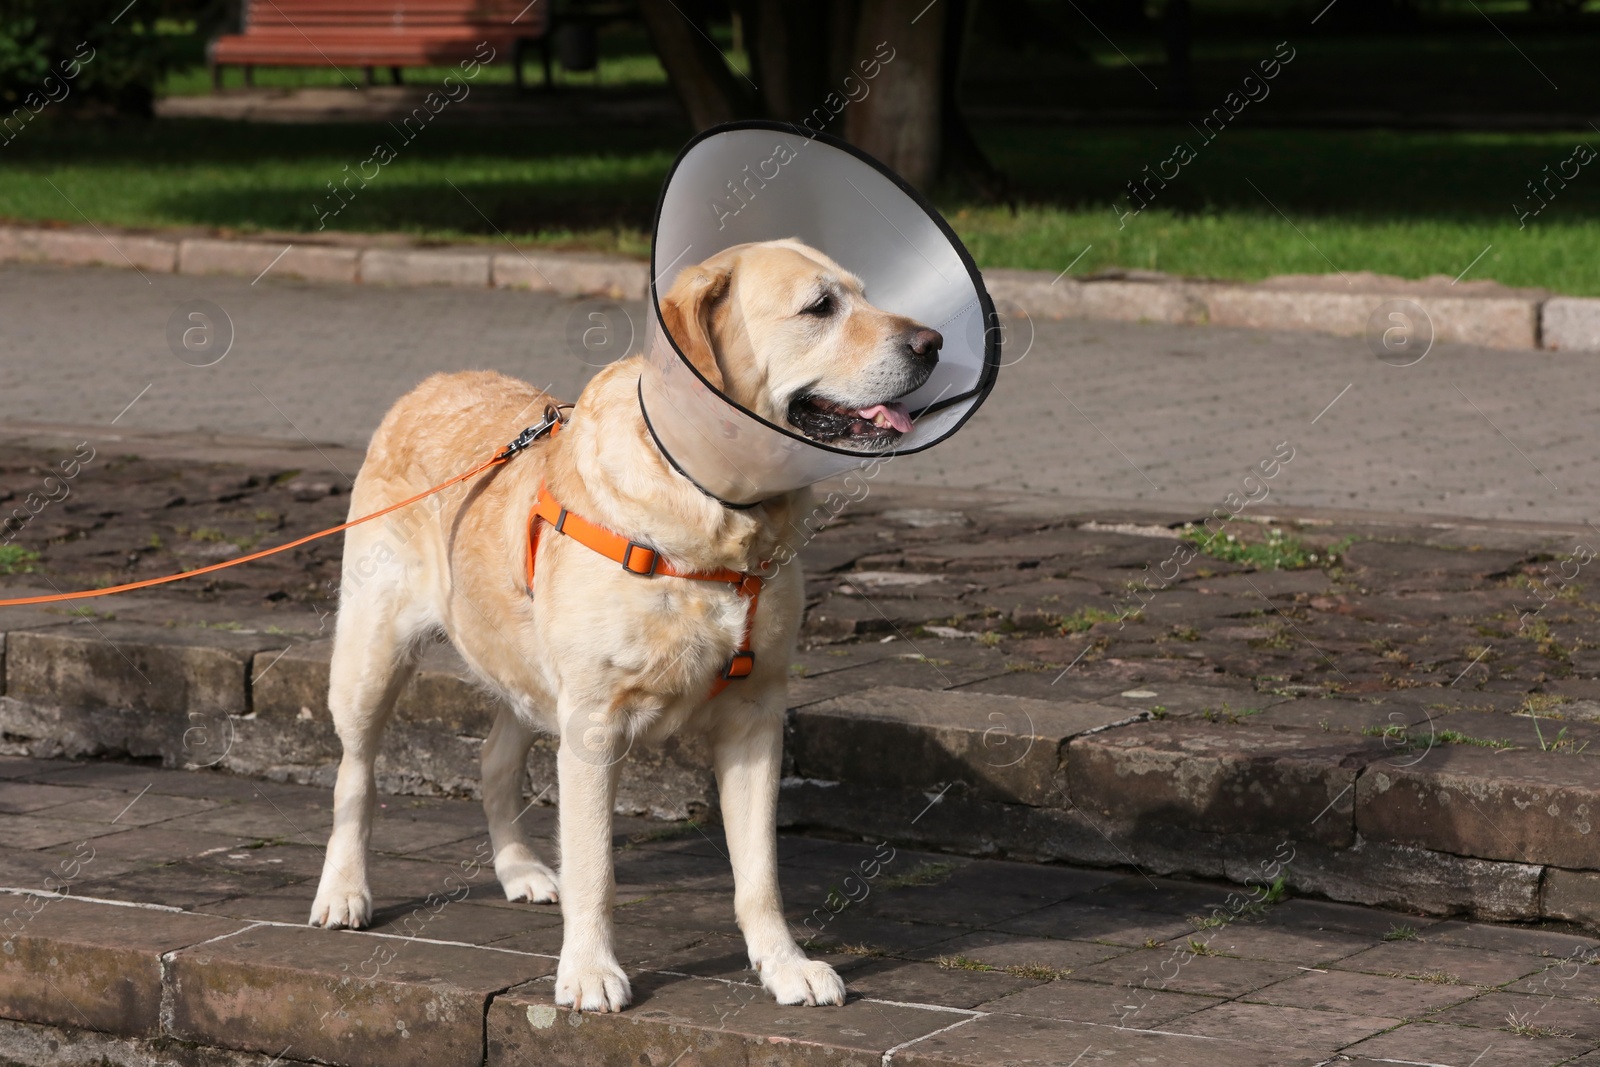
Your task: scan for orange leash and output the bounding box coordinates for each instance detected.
[0,410,565,609]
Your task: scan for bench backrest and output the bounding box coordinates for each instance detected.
[243,1,543,31]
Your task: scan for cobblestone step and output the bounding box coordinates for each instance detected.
[0,758,1597,1066]
[3,449,1599,931]
[4,622,1595,924]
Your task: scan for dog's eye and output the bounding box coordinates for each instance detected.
[800,293,835,317]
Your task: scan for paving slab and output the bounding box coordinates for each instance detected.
[1242,966,1481,1017]
[0,1016,326,1067]
[0,898,244,1036]
[1434,988,1600,1042]
[1333,940,1549,988]
[1067,720,1381,846]
[1344,1021,1596,1066]
[1068,949,1302,998]
[1193,920,1375,965]
[1167,999,1401,1050]
[167,923,554,1067]
[793,687,1141,806]
[892,1010,1332,1066]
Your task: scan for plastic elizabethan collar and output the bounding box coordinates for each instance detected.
[638,121,1001,507]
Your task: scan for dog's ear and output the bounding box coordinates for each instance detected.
[660,264,732,390]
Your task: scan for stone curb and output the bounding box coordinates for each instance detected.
[2,621,1598,927]
[0,224,650,301]
[4,222,1598,349]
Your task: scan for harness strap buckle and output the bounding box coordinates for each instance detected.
[723,650,756,679]
[621,541,659,575]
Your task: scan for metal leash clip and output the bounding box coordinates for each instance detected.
[498,404,570,461]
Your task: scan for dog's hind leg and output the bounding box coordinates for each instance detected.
[308,581,422,930]
[482,709,559,903]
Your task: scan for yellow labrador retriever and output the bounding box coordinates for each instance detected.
[308,238,942,1012]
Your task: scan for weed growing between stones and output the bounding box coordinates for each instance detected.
[1396,969,1462,985]
[1179,526,1353,572]
[934,954,993,972]
[878,860,959,890]
[934,954,1071,980]
[1505,1011,1575,1038]
[1200,703,1264,725]
[1434,729,1515,749]
[0,545,39,574]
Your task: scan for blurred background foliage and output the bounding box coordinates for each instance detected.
[0,0,1595,291]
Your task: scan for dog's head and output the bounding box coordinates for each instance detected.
[659,239,941,450]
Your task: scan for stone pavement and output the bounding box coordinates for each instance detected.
[0,754,1599,1067]
[4,260,1600,1064]
[2,432,1600,919]
[2,261,1598,525]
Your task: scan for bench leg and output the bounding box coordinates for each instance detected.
[512,40,525,92]
[209,61,220,93]
[541,36,553,92]
[243,64,253,87]
[362,66,374,88]
[390,66,403,85]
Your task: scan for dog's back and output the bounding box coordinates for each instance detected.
[353,370,557,520]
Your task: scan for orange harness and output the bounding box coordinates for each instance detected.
[524,424,764,700]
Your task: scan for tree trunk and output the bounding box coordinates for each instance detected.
[842,0,946,190]
[739,0,835,123]
[937,0,1006,198]
[644,0,1004,197]
[638,0,755,128]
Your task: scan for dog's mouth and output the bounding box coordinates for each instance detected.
[786,394,914,448]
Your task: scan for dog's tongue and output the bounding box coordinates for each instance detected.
[858,403,913,433]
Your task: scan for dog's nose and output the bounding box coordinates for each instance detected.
[906,328,942,363]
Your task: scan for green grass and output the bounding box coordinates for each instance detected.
[9,9,1594,289]
[1200,702,1264,723]
[0,119,674,257]
[1180,526,1346,571]
[1368,723,1519,752]
[1059,605,1131,633]
[934,954,995,972]
[2,116,1599,291]
[0,545,41,574]
[1435,729,1516,749]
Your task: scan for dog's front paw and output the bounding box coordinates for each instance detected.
[554,955,632,1012]
[757,956,846,1006]
[308,880,372,930]
[496,852,559,904]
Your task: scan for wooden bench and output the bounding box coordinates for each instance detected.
[208,0,551,91]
